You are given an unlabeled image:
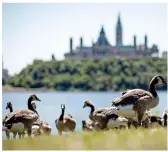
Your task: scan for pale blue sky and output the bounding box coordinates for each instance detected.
[2,3,167,75]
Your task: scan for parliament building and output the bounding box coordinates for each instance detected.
[64,14,159,59]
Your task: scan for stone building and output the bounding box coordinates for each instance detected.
[64,13,159,59]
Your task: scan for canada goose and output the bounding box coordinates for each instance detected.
[55,104,76,135]
[3,102,25,139]
[3,102,24,139]
[83,100,121,129]
[142,113,163,128]
[31,102,52,136]
[112,75,167,126]
[82,119,101,132]
[3,94,41,137]
[162,109,167,127]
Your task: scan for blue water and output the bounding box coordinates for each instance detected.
[2,91,167,139]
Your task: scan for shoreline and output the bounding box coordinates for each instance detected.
[2,85,53,92]
[2,85,167,93]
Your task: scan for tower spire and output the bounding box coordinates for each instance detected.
[96,25,110,45]
[100,25,105,35]
[117,12,121,25]
[116,12,123,46]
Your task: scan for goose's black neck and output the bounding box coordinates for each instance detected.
[149,79,158,98]
[9,106,13,113]
[163,114,167,127]
[82,121,86,128]
[59,108,65,121]
[89,104,95,114]
[28,97,38,115]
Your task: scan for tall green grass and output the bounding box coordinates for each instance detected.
[3,128,167,150]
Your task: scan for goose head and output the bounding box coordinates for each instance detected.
[6,102,12,110]
[29,94,41,102]
[150,75,167,85]
[28,95,41,113]
[83,100,93,108]
[61,104,65,110]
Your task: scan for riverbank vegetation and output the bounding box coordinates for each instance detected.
[6,57,167,91]
[3,128,167,150]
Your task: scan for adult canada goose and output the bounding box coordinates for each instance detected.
[3,95,41,137]
[3,102,25,139]
[112,75,167,126]
[31,102,52,136]
[55,104,76,135]
[162,109,167,127]
[83,100,122,129]
[82,119,101,132]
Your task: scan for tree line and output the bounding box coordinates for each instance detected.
[6,57,167,91]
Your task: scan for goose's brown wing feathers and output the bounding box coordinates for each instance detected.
[5,109,38,123]
[15,110,38,119]
[66,114,73,118]
[93,107,119,128]
[4,110,21,123]
[94,107,119,116]
[113,89,151,106]
[83,120,95,131]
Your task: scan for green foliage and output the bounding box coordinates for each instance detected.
[7,57,167,91]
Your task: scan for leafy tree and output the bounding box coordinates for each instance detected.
[7,57,167,91]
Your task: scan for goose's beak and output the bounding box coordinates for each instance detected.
[164,81,167,85]
[37,98,41,101]
[83,105,86,108]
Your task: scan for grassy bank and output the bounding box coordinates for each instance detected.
[3,128,167,150]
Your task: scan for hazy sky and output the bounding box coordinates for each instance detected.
[2,3,167,75]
